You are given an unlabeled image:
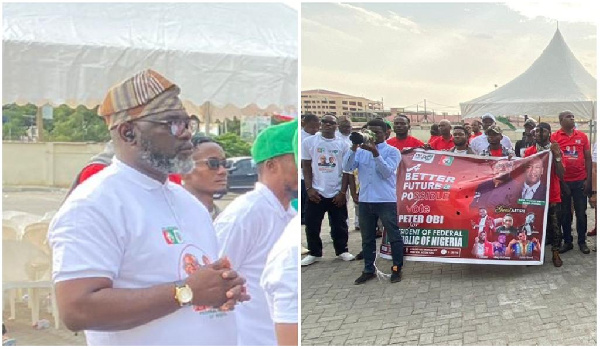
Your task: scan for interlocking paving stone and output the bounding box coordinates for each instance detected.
[301,202,597,346]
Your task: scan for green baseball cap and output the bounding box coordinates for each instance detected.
[251,120,297,164]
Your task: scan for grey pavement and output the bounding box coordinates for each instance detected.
[301,201,597,346]
[2,187,240,346]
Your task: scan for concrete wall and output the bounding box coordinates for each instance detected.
[3,142,105,187]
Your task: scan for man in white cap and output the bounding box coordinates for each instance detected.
[470,113,513,155]
[48,69,248,345]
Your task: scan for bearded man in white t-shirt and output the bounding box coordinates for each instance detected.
[48,70,249,346]
[215,120,298,346]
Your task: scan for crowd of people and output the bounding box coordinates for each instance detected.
[300,110,596,284]
[47,70,299,346]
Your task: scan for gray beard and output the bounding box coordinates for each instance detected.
[139,139,194,176]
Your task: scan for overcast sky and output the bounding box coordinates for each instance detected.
[301,2,597,114]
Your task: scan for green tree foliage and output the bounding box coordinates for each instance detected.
[2,104,110,142]
[214,132,251,157]
[2,103,37,140]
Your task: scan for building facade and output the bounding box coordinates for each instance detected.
[301,89,383,118]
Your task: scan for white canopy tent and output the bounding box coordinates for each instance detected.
[460,29,596,120]
[2,3,298,124]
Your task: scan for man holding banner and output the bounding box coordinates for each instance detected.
[524,122,565,266]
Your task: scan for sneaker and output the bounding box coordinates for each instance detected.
[2,337,16,346]
[552,250,563,267]
[301,255,321,266]
[355,251,364,260]
[354,272,375,285]
[579,243,591,254]
[390,265,402,283]
[558,242,573,254]
[337,252,355,261]
[301,246,310,255]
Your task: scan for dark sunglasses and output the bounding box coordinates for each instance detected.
[195,158,229,170]
[134,117,191,136]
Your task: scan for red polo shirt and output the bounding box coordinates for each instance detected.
[469,132,482,141]
[550,129,590,182]
[429,136,454,151]
[523,146,561,203]
[427,135,440,144]
[387,136,424,151]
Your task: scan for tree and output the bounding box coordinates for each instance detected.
[48,105,110,142]
[2,103,110,142]
[214,132,251,157]
[2,103,37,140]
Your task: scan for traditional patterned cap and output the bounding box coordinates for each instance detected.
[485,125,503,135]
[98,69,185,129]
[251,120,297,164]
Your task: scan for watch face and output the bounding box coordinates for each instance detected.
[179,286,193,303]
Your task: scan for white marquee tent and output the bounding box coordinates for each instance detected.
[460,29,596,120]
[2,3,298,122]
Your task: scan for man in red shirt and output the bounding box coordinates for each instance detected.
[524,122,565,267]
[550,111,592,254]
[470,119,483,141]
[427,119,454,151]
[427,123,441,144]
[386,114,424,151]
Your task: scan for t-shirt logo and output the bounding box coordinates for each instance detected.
[439,155,454,166]
[162,226,184,244]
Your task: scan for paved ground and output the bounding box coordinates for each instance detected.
[301,201,597,346]
[2,186,240,346]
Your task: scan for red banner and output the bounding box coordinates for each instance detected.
[380,149,552,265]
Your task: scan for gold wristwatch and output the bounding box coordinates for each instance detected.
[174,281,193,307]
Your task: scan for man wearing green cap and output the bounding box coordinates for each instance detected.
[215,120,298,346]
[260,127,299,346]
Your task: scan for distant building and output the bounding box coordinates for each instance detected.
[301,89,383,118]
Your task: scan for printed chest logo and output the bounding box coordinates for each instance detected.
[162,226,184,245]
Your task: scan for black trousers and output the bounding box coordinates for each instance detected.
[560,180,588,245]
[304,196,349,257]
[547,203,561,251]
[301,179,307,224]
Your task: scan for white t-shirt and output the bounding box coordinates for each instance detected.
[301,129,315,180]
[470,133,513,155]
[592,142,597,163]
[260,215,299,325]
[215,182,296,346]
[48,158,235,346]
[301,135,350,198]
[335,130,352,147]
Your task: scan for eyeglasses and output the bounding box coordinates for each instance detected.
[135,117,191,136]
[195,158,229,170]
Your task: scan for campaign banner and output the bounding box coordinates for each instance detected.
[380,149,552,265]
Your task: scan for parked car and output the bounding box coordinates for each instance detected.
[227,156,258,192]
